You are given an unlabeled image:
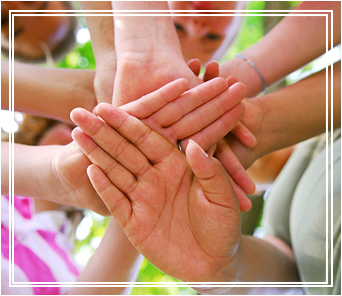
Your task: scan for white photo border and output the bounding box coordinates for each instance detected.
[6,8,335,289]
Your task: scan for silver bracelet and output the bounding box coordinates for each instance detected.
[234,53,267,94]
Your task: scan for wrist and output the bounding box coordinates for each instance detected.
[68,69,97,116]
[220,55,266,97]
[114,14,182,59]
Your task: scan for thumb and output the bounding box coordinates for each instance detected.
[186,139,239,210]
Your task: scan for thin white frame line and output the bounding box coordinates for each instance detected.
[10,13,331,17]
[7,9,333,289]
[7,282,333,288]
[329,6,334,288]
[8,9,334,12]
[324,12,329,285]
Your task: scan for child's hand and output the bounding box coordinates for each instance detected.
[70,104,243,282]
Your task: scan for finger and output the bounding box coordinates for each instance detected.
[120,78,189,119]
[71,127,139,196]
[231,122,257,148]
[203,61,219,82]
[215,139,256,196]
[229,176,252,212]
[168,82,246,140]
[187,58,202,76]
[150,77,228,128]
[180,102,245,151]
[185,139,239,210]
[95,104,177,164]
[227,76,239,87]
[87,164,132,228]
[71,107,151,176]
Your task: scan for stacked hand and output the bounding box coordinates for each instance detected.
[71,102,242,282]
[50,78,254,216]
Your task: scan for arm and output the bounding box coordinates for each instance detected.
[1,61,96,123]
[69,218,143,295]
[217,61,341,170]
[219,1,341,97]
[79,1,117,103]
[1,141,109,215]
[112,1,199,106]
[70,104,301,294]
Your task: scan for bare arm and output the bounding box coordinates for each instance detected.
[219,1,341,97]
[1,61,96,123]
[111,1,199,106]
[69,218,143,295]
[79,1,117,103]
[1,141,109,215]
[217,61,341,171]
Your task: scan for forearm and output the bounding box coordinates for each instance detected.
[257,61,340,156]
[195,235,301,295]
[79,1,115,61]
[69,218,143,295]
[2,142,60,200]
[2,61,96,123]
[113,1,182,59]
[79,1,114,50]
[220,1,341,97]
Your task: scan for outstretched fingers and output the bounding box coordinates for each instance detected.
[150,77,228,128]
[71,107,151,176]
[173,82,246,146]
[71,126,138,196]
[94,103,177,164]
[180,102,245,152]
[119,78,189,119]
[87,163,132,226]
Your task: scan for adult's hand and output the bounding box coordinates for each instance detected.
[71,104,242,282]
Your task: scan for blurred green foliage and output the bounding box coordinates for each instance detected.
[55,2,302,295]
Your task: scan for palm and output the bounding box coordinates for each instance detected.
[125,155,240,282]
[71,105,241,282]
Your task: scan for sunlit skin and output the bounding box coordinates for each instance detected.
[1,1,71,59]
[168,1,241,64]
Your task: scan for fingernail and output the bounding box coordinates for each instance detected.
[189,139,208,158]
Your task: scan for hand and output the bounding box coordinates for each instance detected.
[113,50,200,106]
[188,58,257,149]
[71,104,242,282]
[49,142,110,215]
[117,78,254,207]
[120,77,247,151]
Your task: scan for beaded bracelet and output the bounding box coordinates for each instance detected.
[234,53,267,94]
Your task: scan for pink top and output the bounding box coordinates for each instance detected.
[1,195,80,295]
